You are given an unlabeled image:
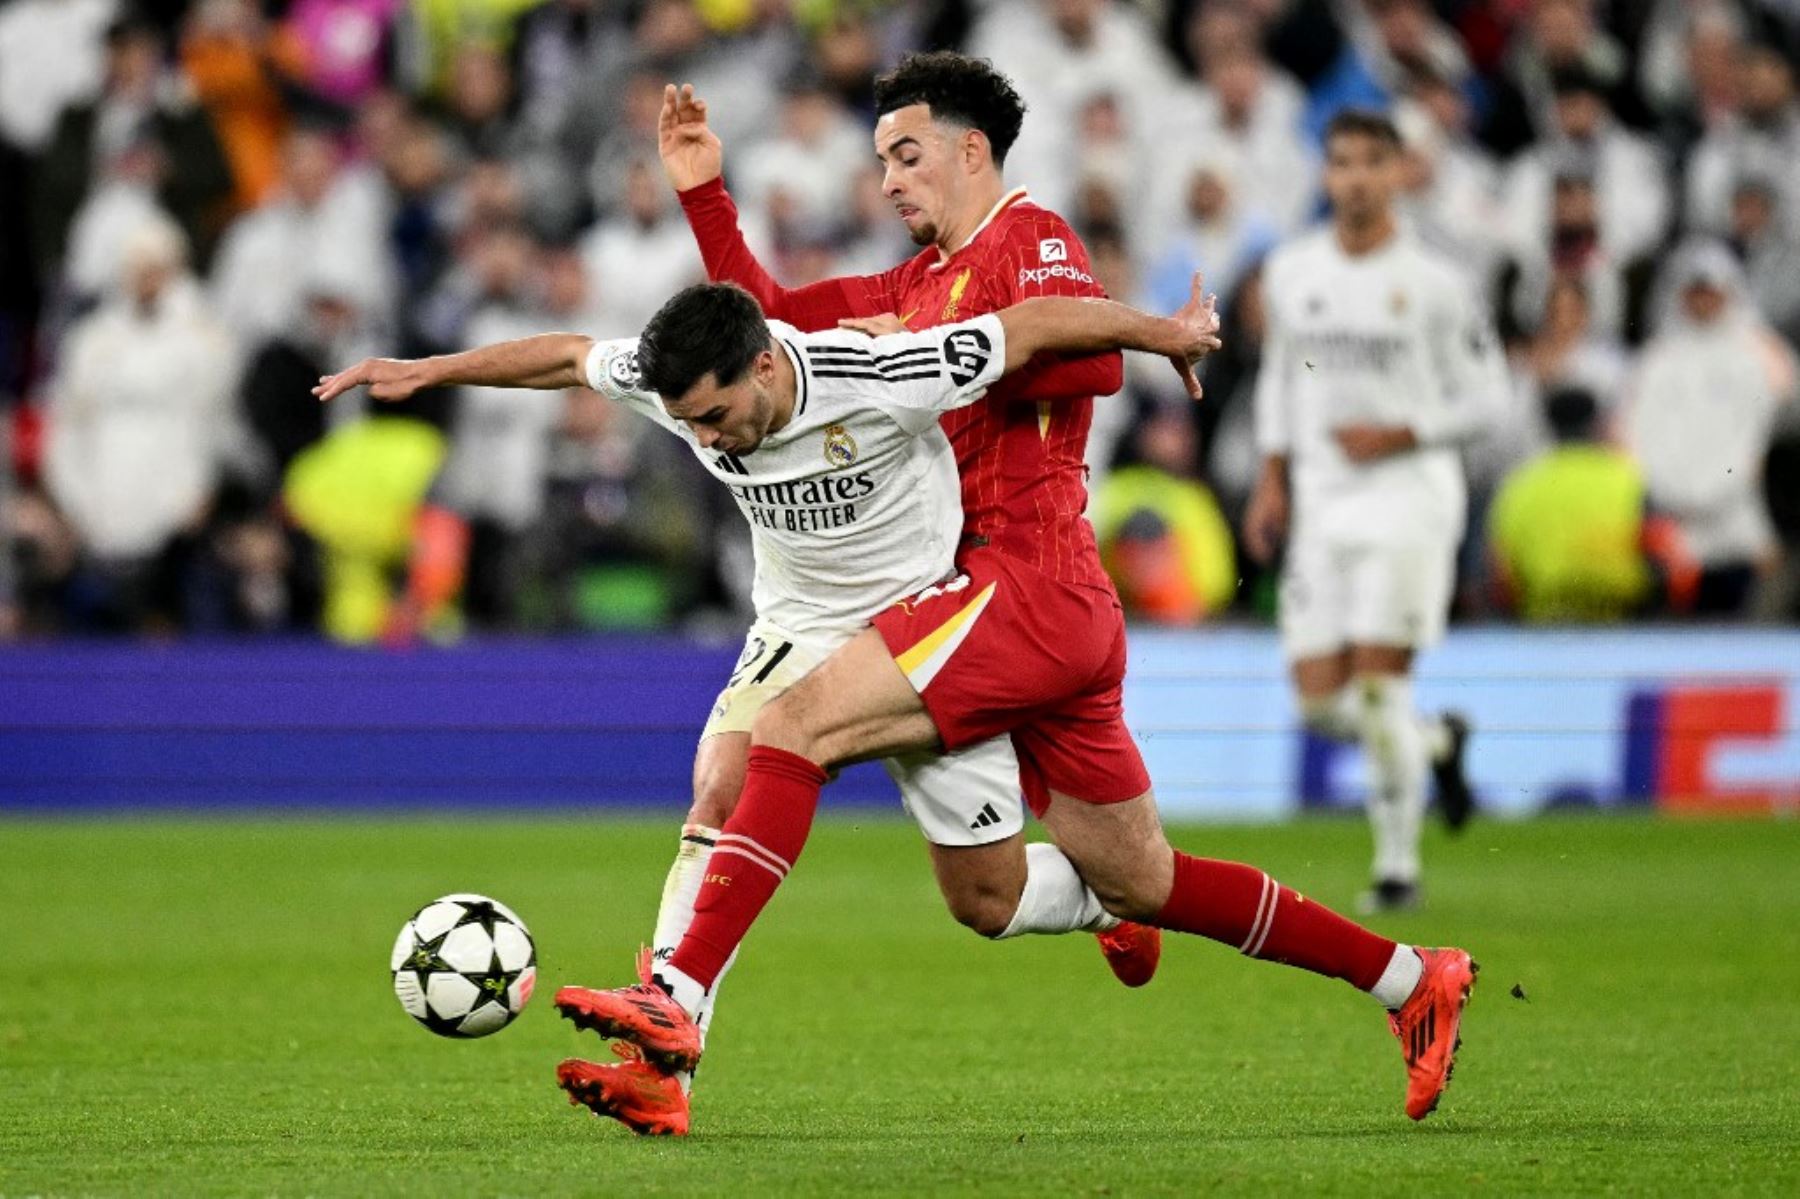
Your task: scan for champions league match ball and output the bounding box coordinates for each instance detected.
[391,894,537,1038]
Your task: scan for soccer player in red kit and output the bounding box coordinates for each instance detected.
[559,54,1477,1130]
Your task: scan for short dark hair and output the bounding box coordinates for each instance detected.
[1549,63,1607,99]
[636,283,771,399]
[874,52,1027,167]
[1544,387,1600,443]
[1324,109,1402,152]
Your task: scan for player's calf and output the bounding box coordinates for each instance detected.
[1039,791,1177,923]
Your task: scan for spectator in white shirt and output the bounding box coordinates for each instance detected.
[1500,65,1670,266]
[1161,5,1316,236]
[969,0,1179,216]
[1685,41,1800,240]
[210,125,393,350]
[45,217,241,627]
[735,77,868,232]
[1625,240,1796,615]
[580,158,703,338]
[1729,174,1800,345]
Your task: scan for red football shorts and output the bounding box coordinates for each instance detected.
[872,548,1151,814]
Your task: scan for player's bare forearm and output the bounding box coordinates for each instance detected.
[432,334,593,390]
[998,298,1211,369]
[314,334,593,403]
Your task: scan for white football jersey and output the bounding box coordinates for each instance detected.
[1254,227,1507,543]
[582,315,1007,639]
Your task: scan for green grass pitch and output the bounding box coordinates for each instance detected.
[3,813,1796,1195]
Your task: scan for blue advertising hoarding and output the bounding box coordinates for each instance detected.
[2,629,1796,816]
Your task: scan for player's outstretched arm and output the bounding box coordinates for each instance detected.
[312,334,595,403]
[665,83,903,331]
[994,272,1222,399]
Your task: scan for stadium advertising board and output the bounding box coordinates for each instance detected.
[1127,628,1800,820]
[2,630,1795,815]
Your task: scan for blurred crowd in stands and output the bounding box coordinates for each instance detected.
[1,0,1798,642]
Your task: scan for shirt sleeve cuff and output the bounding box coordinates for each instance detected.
[582,341,608,393]
[677,177,729,210]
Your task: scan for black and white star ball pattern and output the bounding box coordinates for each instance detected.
[391,894,537,1038]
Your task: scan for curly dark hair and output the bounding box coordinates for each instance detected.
[637,283,770,399]
[873,52,1027,167]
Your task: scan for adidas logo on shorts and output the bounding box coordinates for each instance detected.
[969,804,1002,830]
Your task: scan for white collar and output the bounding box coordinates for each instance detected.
[930,187,1031,271]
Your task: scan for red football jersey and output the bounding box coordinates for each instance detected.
[680,181,1122,590]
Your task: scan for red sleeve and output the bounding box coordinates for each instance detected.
[991,210,1125,401]
[677,178,904,332]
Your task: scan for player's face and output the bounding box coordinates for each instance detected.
[662,350,781,455]
[1323,132,1399,225]
[874,104,970,247]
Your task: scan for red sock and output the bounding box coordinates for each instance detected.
[1153,853,1396,991]
[669,746,827,989]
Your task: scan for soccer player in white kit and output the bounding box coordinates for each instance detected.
[1244,111,1506,912]
[316,276,1222,1133]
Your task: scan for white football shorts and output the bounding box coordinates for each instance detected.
[703,620,1025,847]
[1278,533,1456,661]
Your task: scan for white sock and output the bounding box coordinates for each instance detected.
[1300,686,1362,742]
[996,842,1120,938]
[1369,944,1424,1009]
[651,825,738,1092]
[1359,675,1428,885]
[656,962,708,1021]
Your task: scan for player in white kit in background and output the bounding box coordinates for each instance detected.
[1244,110,1507,913]
[315,276,1221,1132]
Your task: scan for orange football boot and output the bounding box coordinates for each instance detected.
[557,1049,690,1137]
[555,951,703,1074]
[1094,921,1161,987]
[1387,946,1479,1120]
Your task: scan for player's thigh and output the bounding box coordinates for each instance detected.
[1343,538,1455,654]
[690,732,749,827]
[753,627,939,766]
[1347,643,1414,677]
[701,622,827,809]
[1279,533,1351,662]
[874,551,1120,754]
[1005,616,1150,816]
[1038,788,1174,921]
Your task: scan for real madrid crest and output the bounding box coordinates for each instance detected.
[607,348,641,390]
[823,424,858,469]
[1390,290,1409,316]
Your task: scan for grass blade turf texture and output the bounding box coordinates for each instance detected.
[2,815,1795,1195]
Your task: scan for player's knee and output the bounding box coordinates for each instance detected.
[1077,846,1172,922]
[1093,882,1160,924]
[945,887,1019,939]
[687,778,739,828]
[1300,689,1359,742]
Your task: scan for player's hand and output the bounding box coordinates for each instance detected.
[312,358,436,403]
[658,83,724,192]
[837,314,909,336]
[1243,466,1289,565]
[1333,424,1418,463]
[1168,270,1223,401]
